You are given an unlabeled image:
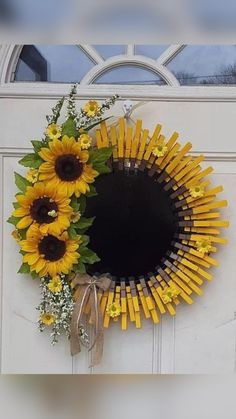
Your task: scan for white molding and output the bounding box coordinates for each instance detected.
[0,154,3,373]
[80,55,180,86]
[127,44,134,56]
[0,45,23,83]
[80,45,104,64]
[2,83,236,102]
[157,44,186,65]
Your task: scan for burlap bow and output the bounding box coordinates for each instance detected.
[70,274,111,366]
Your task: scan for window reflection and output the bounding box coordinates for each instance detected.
[15,45,95,82]
[93,45,126,59]
[94,65,166,85]
[167,45,236,85]
[135,45,168,59]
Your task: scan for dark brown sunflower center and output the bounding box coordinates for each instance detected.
[55,154,83,181]
[30,197,58,224]
[38,235,66,261]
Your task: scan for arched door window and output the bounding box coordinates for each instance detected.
[12,44,236,87]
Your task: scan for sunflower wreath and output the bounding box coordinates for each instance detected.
[9,86,228,365]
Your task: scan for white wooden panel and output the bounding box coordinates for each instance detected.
[1,99,236,154]
[1,157,75,373]
[161,172,236,374]
[89,321,155,374]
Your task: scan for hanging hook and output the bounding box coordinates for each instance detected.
[122,100,134,119]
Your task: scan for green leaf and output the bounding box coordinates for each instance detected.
[18,263,30,274]
[31,140,43,152]
[75,217,95,230]
[80,248,100,264]
[93,163,111,174]
[31,271,39,280]
[77,195,86,214]
[89,146,113,165]
[14,172,31,192]
[7,215,18,226]
[19,153,43,169]
[86,184,97,197]
[70,195,80,212]
[74,260,86,274]
[13,202,20,209]
[20,229,27,240]
[68,225,78,239]
[61,117,78,137]
[80,235,90,247]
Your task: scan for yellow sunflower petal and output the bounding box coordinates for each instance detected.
[23,252,40,265]
[26,224,42,239]
[48,138,64,155]
[12,207,29,217]
[32,258,46,273]
[61,136,76,153]
[20,240,38,253]
[47,262,58,277]
[76,179,89,194]
[39,147,55,162]
[16,195,31,208]
[16,216,33,229]
[38,162,55,173]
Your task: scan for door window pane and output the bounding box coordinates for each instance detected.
[93,45,126,59]
[135,45,168,59]
[167,45,236,85]
[94,65,166,85]
[15,45,95,82]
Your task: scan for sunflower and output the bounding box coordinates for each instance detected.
[47,275,63,293]
[38,136,98,197]
[12,182,73,235]
[79,133,92,150]
[161,285,179,304]
[26,168,39,184]
[40,313,56,326]
[106,302,121,318]
[189,185,205,198]
[83,100,100,117]
[196,239,212,254]
[20,224,80,278]
[71,211,81,223]
[46,124,62,140]
[152,142,168,158]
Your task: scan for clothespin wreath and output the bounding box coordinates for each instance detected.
[9,85,228,366]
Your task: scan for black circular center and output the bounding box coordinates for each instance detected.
[38,235,66,261]
[85,171,178,279]
[55,154,83,181]
[30,197,58,224]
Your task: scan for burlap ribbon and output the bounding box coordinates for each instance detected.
[70,274,111,366]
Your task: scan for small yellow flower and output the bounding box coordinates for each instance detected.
[152,143,168,158]
[196,239,212,254]
[83,100,100,117]
[106,302,121,318]
[162,285,179,304]
[79,134,92,150]
[26,168,39,184]
[40,313,56,326]
[71,211,81,223]
[47,276,63,293]
[189,185,205,198]
[11,229,20,242]
[46,124,62,140]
